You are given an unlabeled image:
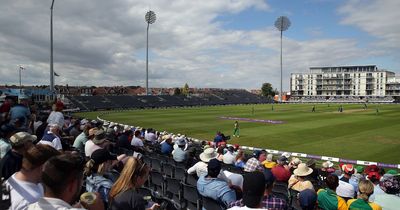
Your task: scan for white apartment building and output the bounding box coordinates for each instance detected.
[290,65,399,97]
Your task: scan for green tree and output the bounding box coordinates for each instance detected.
[173,87,181,95]
[182,83,189,96]
[261,83,275,99]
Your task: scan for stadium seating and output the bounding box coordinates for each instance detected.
[181,182,202,210]
[66,89,269,111]
[202,196,226,210]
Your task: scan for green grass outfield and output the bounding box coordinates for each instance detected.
[79,103,400,164]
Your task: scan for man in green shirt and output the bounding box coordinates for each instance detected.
[317,174,347,210]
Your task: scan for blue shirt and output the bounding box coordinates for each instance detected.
[9,104,30,127]
[197,175,236,207]
[173,147,187,162]
[161,142,173,155]
[86,174,113,205]
[214,135,223,144]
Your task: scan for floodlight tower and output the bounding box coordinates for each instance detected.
[274,16,291,102]
[50,0,55,92]
[145,10,156,95]
[18,65,25,90]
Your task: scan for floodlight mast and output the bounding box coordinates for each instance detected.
[274,16,291,102]
[145,10,156,96]
[50,0,55,92]
[19,65,25,91]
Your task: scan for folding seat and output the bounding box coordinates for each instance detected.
[166,157,176,165]
[174,161,186,168]
[201,196,226,210]
[221,163,232,171]
[228,166,244,174]
[157,155,169,164]
[162,162,175,178]
[143,155,152,167]
[150,171,165,195]
[185,173,198,186]
[174,167,187,181]
[151,158,163,172]
[181,182,201,210]
[164,177,182,205]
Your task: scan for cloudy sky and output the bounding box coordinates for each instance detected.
[1,0,399,91]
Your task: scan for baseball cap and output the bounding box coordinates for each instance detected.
[355,165,364,174]
[278,156,288,165]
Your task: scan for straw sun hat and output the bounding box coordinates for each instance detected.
[200,148,217,163]
[293,163,313,177]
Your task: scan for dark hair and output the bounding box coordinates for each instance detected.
[207,159,222,178]
[134,130,141,137]
[41,154,85,196]
[82,124,91,136]
[22,144,60,171]
[253,150,266,159]
[325,174,339,190]
[208,168,220,178]
[227,146,234,153]
[217,146,224,155]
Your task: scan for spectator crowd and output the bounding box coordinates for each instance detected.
[0,97,399,210]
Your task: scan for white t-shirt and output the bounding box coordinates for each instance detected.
[46,111,64,128]
[37,132,63,150]
[187,161,208,178]
[84,140,102,157]
[223,151,236,165]
[28,197,85,210]
[145,132,157,143]
[131,137,144,147]
[221,170,244,189]
[6,173,44,210]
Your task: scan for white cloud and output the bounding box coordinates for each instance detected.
[338,0,400,50]
[0,0,397,91]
